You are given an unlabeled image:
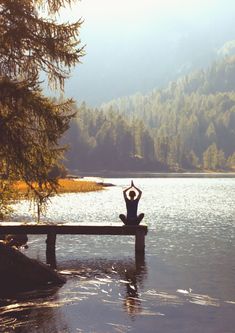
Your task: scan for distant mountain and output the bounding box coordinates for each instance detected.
[64,3,235,106]
[101,55,235,110]
[63,56,235,172]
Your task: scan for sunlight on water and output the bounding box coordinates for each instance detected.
[2,178,235,333]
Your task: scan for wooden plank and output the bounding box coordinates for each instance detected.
[0,223,148,236]
[0,223,148,265]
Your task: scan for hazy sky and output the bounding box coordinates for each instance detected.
[55,0,235,105]
[61,0,223,23]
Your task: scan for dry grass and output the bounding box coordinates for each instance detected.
[13,178,103,196]
[57,179,103,193]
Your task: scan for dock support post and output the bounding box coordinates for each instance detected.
[46,232,57,269]
[135,229,145,254]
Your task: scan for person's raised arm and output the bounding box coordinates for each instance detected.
[132,181,142,200]
[123,185,132,200]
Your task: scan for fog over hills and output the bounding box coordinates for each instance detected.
[62,55,235,172]
[59,0,235,106]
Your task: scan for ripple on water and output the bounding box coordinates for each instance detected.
[4,178,235,333]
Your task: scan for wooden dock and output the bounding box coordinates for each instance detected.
[0,223,148,268]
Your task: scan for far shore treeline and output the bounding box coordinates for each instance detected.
[63,57,235,172]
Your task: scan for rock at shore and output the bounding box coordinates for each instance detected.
[0,242,65,296]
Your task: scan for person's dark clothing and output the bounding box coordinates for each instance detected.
[119,197,144,225]
[125,198,139,219]
[119,213,144,225]
[120,185,144,225]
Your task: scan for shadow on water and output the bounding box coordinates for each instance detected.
[0,286,65,333]
[0,254,148,333]
[58,253,148,317]
[1,253,235,332]
[5,178,235,332]
[121,254,146,317]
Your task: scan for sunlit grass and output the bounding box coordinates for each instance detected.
[13,179,103,197]
[57,179,103,193]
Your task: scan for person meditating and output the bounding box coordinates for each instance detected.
[119,180,144,225]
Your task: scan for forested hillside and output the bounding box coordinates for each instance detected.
[63,57,235,172]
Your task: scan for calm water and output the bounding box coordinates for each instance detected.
[1,178,235,333]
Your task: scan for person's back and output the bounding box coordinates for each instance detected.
[125,191,139,219]
[119,181,144,225]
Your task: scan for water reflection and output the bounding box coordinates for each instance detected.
[0,287,67,333]
[122,254,146,317]
[0,256,148,332]
[6,178,235,332]
[58,254,148,319]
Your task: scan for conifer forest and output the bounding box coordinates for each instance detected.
[63,57,235,172]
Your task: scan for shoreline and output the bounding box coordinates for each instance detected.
[13,179,104,199]
[69,171,235,178]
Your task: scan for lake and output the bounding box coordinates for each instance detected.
[0,178,235,333]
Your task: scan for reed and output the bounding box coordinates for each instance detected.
[13,179,103,196]
[57,179,103,193]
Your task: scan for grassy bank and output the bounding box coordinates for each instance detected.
[13,179,103,197]
[57,179,103,193]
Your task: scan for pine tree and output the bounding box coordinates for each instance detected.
[227,152,235,170]
[203,144,219,170]
[0,0,84,220]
